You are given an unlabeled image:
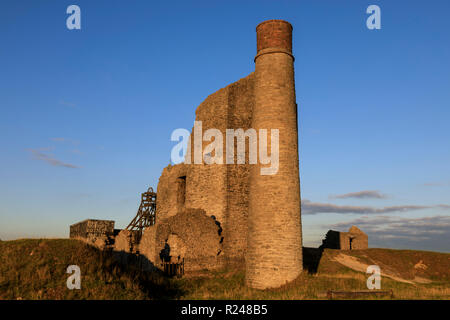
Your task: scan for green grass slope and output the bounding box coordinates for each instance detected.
[0,239,449,300]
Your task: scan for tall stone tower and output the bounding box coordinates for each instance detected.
[246,20,303,289]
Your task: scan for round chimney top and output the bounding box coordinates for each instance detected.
[256,19,293,53]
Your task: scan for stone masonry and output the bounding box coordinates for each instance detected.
[111,20,303,289]
[246,20,303,289]
[321,226,369,250]
[69,219,115,248]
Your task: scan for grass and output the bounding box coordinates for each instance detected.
[177,262,450,300]
[0,239,449,300]
[0,239,182,300]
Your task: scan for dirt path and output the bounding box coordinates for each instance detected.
[332,253,417,284]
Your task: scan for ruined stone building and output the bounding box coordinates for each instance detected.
[70,20,303,290]
[69,219,117,249]
[140,19,303,290]
[321,226,368,250]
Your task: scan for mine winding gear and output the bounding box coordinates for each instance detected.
[125,187,157,242]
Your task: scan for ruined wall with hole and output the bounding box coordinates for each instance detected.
[144,208,223,271]
[147,74,255,270]
[341,226,368,250]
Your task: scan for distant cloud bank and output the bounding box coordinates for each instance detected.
[330,190,387,199]
[301,199,449,215]
[328,215,450,252]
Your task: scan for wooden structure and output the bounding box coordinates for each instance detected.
[125,187,157,239]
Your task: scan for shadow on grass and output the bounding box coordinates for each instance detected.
[100,249,186,300]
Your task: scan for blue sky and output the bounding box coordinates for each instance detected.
[0,0,449,252]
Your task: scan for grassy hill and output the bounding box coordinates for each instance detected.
[0,239,449,300]
[0,239,181,300]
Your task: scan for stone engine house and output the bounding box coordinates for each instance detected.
[141,19,303,289]
[70,20,304,290]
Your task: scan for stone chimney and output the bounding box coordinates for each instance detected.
[246,20,303,289]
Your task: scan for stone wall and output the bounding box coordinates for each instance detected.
[141,20,304,287]
[321,230,341,249]
[139,226,158,264]
[156,164,188,220]
[153,73,256,269]
[184,81,229,226]
[70,219,115,240]
[144,208,222,271]
[68,21,306,285]
[223,74,254,263]
[321,226,368,250]
[114,229,141,253]
[342,226,369,250]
